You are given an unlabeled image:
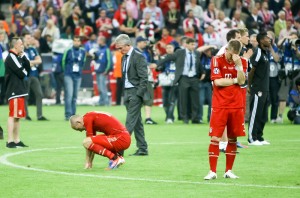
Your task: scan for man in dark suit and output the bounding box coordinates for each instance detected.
[154,37,205,124]
[114,34,149,156]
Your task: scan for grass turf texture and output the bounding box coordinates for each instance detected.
[0,105,299,198]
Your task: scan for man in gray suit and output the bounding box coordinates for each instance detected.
[154,38,205,124]
[114,34,149,156]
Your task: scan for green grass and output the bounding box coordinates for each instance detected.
[0,105,299,198]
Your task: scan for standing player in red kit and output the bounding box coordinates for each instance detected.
[70,111,131,170]
[204,40,247,180]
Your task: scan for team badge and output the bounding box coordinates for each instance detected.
[213,68,220,74]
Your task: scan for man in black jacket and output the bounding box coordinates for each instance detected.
[4,37,31,148]
[114,34,149,156]
[154,37,205,124]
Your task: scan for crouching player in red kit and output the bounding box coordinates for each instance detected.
[204,40,247,180]
[70,111,131,170]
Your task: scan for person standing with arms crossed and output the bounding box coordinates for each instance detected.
[5,37,31,148]
[248,32,271,146]
[114,34,149,156]
[204,40,247,180]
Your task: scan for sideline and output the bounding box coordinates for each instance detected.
[0,147,299,190]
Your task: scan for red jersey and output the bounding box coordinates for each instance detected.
[210,54,247,109]
[83,111,127,137]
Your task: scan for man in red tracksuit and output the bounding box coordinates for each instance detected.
[70,111,131,170]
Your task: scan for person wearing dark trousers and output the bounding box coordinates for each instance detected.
[248,32,271,146]
[114,34,149,156]
[23,33,48,121]
[154,37,205,124]
[52,52,64,105]
[0,46,6,105]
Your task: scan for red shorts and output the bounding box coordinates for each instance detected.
[241,88,247,111]
[209,108,246,138]
[9,97,26,118]
[91,132,131,153]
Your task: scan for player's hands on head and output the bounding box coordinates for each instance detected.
[232,54,242,66]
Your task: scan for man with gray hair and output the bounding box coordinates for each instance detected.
[114,34,149,156]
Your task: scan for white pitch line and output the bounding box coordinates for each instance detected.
[0,147,299,190]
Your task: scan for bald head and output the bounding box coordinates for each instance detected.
[70,115,84,131]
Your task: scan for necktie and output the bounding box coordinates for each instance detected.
[189,52,193,71]
[122,55,128,75]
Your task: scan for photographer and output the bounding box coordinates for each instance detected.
[276,32,300,123]
[288,78,300,124]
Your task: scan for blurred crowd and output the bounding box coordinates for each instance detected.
[0,0,300,123]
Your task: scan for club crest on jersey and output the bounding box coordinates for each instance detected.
[213,68,220,74]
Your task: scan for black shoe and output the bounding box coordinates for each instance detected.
[38,116,48,121]
[145,118,157,125]
[6,142,17,148]
[15,141,28,147]
[0,126,3,139]
[25,116,32,121]
[219,148,225,153]
[129,150,148,156]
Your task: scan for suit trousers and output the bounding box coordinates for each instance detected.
[123,87,148,151]
[25,76,43,118]
[178,76,200,123]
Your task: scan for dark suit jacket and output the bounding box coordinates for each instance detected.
[156,49,204,84]
[123,49,149,99]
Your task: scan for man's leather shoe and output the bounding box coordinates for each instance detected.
[129,150,148,156]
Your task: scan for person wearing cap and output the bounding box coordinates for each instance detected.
[135,36,158,125]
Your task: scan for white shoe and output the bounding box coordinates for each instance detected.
[276,117,283,124]
[248,140,263,146]
[204,171,217,180]
[270,119,276,124]
[223,170,239,179]
[260,140,270,145]
[166,119,173,124]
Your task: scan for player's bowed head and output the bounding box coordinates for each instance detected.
[70,115,85,132]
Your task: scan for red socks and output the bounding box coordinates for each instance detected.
[208,140,220,173]
[225,141,237,172]
[88,143,115,160]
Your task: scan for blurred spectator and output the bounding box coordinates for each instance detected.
[155,28,174,56]
[136,11,160,42]
[0,30,9,52]
[229,0,250,20]
[23,33,48,121]
[185,0,203,20]
[211,11,230,37]
[159,0,180,16]
[22,16,37,35]
[165,1,181,32]
[112,49,123,105]
[13,13,25,35]
[245,7,264,35]
[13,2,28,22]
[83,0,101,28]
[183,10,201,38]
[60,26,73,39]
[65,5,82,32]
[84,33,98,52]
[26,5,39,26]
[62,36,86,120]
[203,2,218,24]
[282,0,293,21]
[258,1,276,32]
[125,0,138,20]
[101,0,118,19]
[278,19,297,41]
[274,11,287,38]
[268,0,285,16]
[61,0,77,28]
[231,10,246,29]
[157,43,178,123]
[8,23,19,40]
[41,19,60,41]
[249,33,258,49]
[75,19,94,44]
[119,10,137,39]
[39,6,58,29]
[96,9,113,45]
[91,36,112,106]
[0,20,10,35]
[143,0,164,29]
[112,1,127,31]
[202,23,222,48]
[295,18,300,37]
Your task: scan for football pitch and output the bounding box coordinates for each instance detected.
[0,105,299,198]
